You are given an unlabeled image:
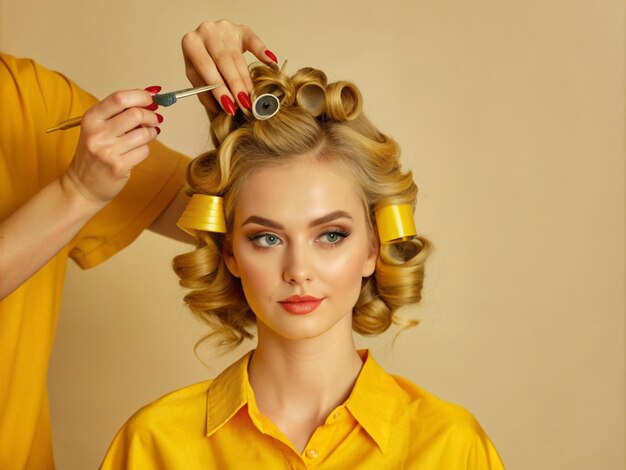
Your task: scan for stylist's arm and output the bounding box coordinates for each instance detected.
[0,89,161,299]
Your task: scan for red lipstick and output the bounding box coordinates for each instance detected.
[279,295,323,315]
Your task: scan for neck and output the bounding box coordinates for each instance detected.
[248,321,363,423]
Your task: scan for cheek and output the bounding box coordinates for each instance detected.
[233,246,279,308]
[239,259,269,289]
[318,246,369,293]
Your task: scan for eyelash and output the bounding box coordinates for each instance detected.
[318,228,350,247]
[249,233,282,248]
[248,228,351,249]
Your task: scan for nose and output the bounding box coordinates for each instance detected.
[282,242,313,285]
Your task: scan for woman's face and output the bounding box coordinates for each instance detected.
[224,154,378,342]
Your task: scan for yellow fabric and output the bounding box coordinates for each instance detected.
[101,350,505,469]
[0,52,188,469]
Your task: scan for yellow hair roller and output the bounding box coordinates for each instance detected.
[375,204,417,244]
[177,194,227,234]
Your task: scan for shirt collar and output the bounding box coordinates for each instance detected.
[206,351,251,437]
[206,349,402,454]
[344,350,401,454]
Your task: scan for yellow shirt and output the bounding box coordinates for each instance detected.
[0,52,187,469]
[101,350,505,469]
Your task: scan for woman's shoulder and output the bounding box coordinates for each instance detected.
[101,380,216,468]
[392,373,482,429]
[354,354,505,468]
[389,372,500,455]
[115,352,252,439]
[359,353,495,444]
[123,379,213,432]
[363,354,484,435]
[397,375,480,422]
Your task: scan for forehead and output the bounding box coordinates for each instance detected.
[233,155,366,224]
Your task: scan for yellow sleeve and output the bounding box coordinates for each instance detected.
[69,141,188,269]
[0,52,99,199]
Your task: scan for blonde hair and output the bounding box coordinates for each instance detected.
[173,63,431,349]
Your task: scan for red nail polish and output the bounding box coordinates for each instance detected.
[155,113,164,124]
[144,103,158,111]
[237,92,252,110]
[155,126,161,135]
[145,85,162,96]
[220,95,237,116]
[264,49,278,63]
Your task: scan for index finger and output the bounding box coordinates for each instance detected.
[224,24,278,95]
[239,24,278,69]
[86,90,154,123]
[183,37,236,114]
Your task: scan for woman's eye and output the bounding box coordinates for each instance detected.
[251,233,281,247]
[319,230,349,245]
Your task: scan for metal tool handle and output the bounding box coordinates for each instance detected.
[173,84,222,99]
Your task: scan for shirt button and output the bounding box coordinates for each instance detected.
[306,449,319,459]
[333,410,342,420]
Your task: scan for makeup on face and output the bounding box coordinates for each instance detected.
[243,212,353,251]
[278,295,324,315]
[224,156,377,342]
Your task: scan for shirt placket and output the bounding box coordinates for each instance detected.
[297,405,349,468]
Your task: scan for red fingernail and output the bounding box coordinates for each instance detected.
[145,85,162,96]
[144,103,158,111]
[220,95,237,116]
[264,49,278,63]
[237,92,252,110]
[155,113,164,124]
[155,126,161,135]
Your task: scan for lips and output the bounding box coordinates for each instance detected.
[279,295,323,315]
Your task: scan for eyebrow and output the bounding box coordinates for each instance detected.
[241,210,353,229]
[242,215,284,230]
[309,210,353,227]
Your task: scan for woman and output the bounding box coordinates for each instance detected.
[100,60,504,468]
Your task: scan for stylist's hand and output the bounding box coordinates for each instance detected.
[61,89,162,208]
[181,19,278,118]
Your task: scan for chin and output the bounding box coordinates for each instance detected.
[262,314,352,343]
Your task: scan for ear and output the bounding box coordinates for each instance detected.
[361,229,380,277]
[222,241,241,278]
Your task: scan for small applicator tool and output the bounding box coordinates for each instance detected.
[151,84,221,106]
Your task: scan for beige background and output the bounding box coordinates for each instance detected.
[1,1,624,469]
